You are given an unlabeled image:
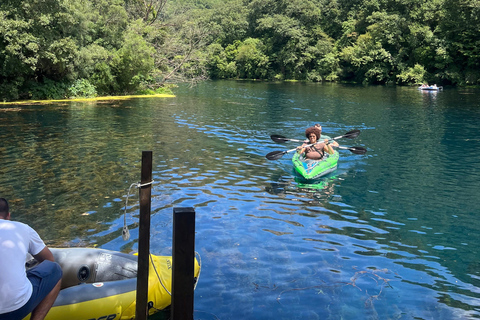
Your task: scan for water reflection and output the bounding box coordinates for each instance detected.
[1,82,480,319]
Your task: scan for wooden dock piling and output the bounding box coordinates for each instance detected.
[135,151,152,320]
[133,152,196,320]
[171,207,196,320]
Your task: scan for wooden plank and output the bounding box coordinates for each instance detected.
[171,207,196,320]
[135,151,152,320]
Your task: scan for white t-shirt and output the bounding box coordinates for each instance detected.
[0,220,46,314]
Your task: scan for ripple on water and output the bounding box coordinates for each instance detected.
[2,83,480,319]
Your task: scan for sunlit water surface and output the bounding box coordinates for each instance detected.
[1,81,480,319]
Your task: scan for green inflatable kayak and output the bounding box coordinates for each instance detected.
[292,150,339,180]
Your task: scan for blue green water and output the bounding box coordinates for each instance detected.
[1,81,480,319]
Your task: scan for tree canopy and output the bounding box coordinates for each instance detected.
[1,0,478,100]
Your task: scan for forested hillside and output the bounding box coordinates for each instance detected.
[1,0,478,101]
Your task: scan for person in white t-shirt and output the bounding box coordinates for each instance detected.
[0,198,62,320]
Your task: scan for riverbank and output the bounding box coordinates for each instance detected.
[0,93,175,106]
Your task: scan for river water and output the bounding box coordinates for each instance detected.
[1,81,480,319]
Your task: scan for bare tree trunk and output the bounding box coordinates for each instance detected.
[126,0,168,25]
[154,19,211,86]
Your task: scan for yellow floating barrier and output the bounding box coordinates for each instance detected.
[1,94,175,105]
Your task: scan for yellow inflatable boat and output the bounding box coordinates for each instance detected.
[23,248,201,320]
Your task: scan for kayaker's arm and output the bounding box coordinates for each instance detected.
[324,139,338,155]
[33,246,56,263]
[296,143,308,155]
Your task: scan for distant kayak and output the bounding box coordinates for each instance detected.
[418,84,443,91]
[23,247,201,320]
[292,151,339,180]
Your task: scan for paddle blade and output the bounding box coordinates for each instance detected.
[342,130,361,139]
[270,134,289,143]
[348,146,367,154]
[266,150,287,160]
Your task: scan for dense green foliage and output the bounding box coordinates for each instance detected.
[1,0,479,100]
[201,0,480,85]
[0,0,165,100]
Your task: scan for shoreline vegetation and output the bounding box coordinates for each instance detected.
[1,0,479,102]
[0,93,175,106]
[4,80,480,106]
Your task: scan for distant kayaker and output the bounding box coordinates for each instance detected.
[0,198,63,320]
[297,126,338,160]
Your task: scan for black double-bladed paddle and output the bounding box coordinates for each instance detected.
[270,129,360,144]
[337,146,367,155]
[266,130,365,160]
[270,135,304,143]
[266,143,315,161]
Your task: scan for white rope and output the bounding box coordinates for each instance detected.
[137,180,154,188]
[120,180,201,308]
[150,254,171,296]
[120,181,202,304]
[149,251,202,299]
[122,180,155,241]
[194,251,202,290]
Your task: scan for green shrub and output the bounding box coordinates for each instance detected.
[28,79,69,100]
[135,84,176,95]
[0,81,21,101]
[396,64,426,85]
[135,88,156,95]
[307,70,323,82]
[68,79,97,98]
[154,86,175,94]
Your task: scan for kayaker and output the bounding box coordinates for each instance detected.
[302,124,325,142]
[313,123,323,137]
[0,198,63,320]
[297,126,338,160]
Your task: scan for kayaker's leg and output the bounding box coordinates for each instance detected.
[26,260,63,320]
[30,279,61,320]
[2,261,62,320]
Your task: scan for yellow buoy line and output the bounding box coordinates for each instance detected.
[1,94,175,106]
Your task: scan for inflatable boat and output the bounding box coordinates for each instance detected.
[418,84,443,91]
[292,150,339,180]
[23,248,201,320]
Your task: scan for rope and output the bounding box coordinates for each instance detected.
[150,253,171,296]
[120,180,202,307]
[194,251,202,290]
[122,180,155,241]
[137,180,154,188]
[149,251,202,298]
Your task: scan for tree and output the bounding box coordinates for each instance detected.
[0,0,79,99]
[396,63,426,84]
[111,20,156,92]
[235,38,269,79]
[247,0,332,80]
[125,0,168,25]
[200,0,249,47]
[340,33,393,83]
[153,13,212,85]
[205,43,237,79]
[439,0,480,84]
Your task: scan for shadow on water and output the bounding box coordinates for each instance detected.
[265,173,339,202]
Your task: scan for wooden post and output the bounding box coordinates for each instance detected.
[171,207,196,320]
[135,151,152,320]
